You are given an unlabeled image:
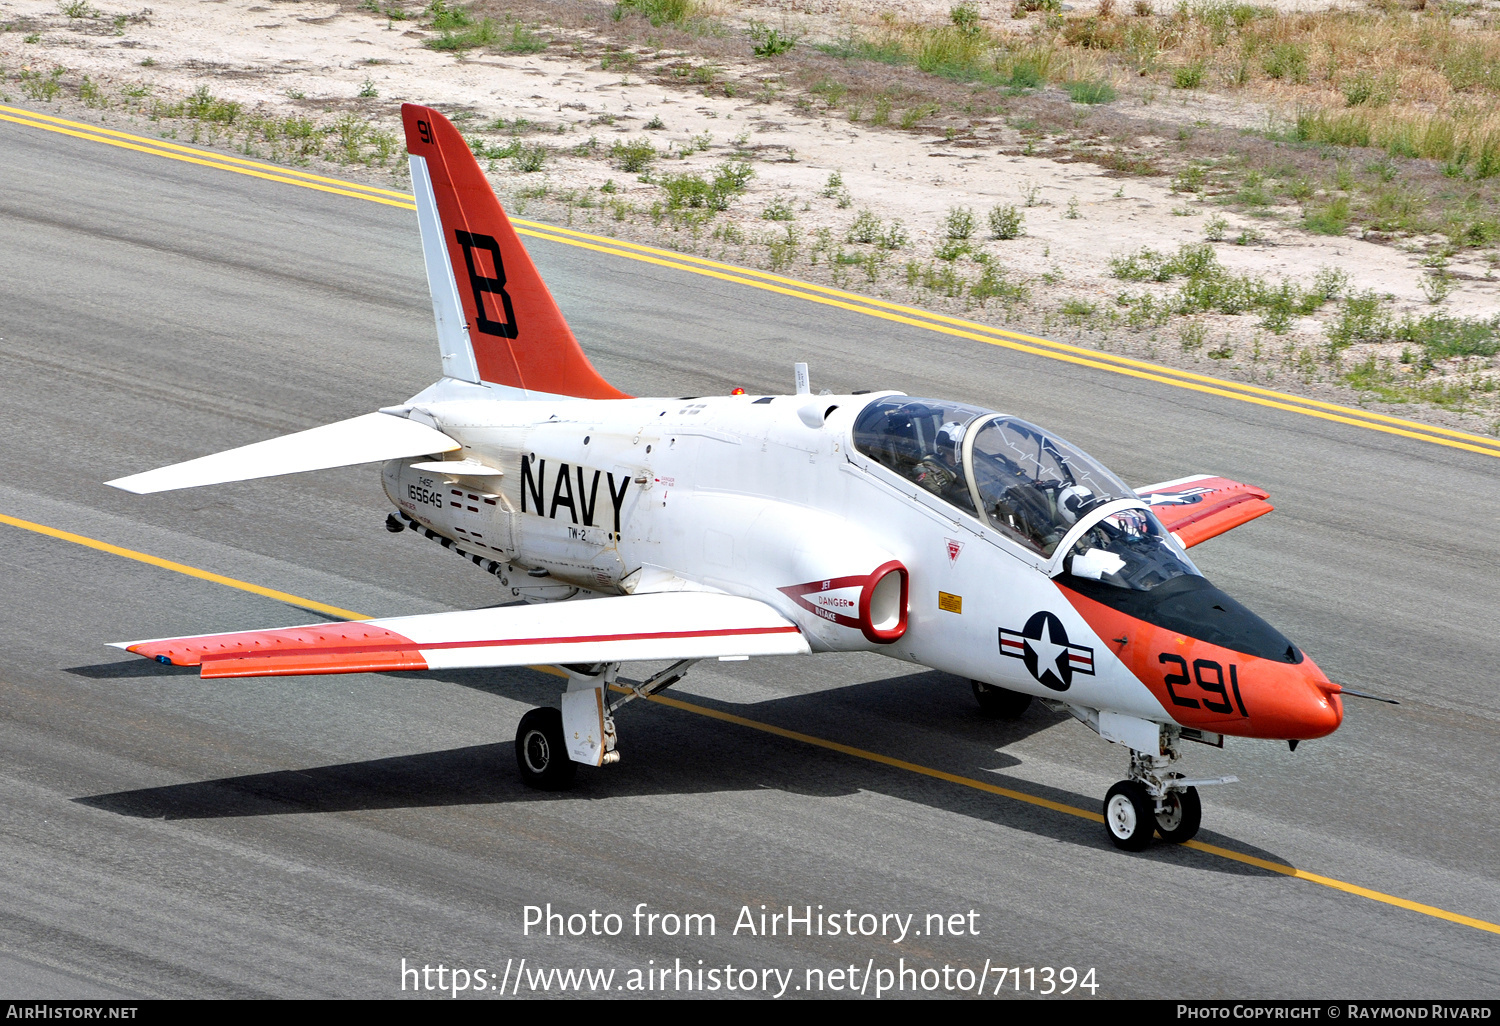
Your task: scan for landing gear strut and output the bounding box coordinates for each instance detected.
[513,659,697,790]
[1102,727,1230,851]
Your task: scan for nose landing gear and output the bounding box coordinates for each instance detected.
[1103,729,1232,851]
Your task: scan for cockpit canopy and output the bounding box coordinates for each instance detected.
[852,397,1199,591]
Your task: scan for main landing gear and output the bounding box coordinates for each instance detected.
[515,707,576,790]
[1103,730,1233,851]
[514,659,696,791]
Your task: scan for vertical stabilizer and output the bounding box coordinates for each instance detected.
[402,103,628,400]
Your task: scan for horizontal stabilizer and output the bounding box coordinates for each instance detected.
[106,412,460,494]
[113,592,809,677]
[1136,474,1273,548]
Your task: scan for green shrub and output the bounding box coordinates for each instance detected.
[424,3,506,50]
[748,21,797,57]
[1262,42,1308,83]
[610,138,657,172]
[1005,57,1046,88]
[944,205,977,240]
[1172,61,1205,89]
[659,160,753,210]
[1325,291,1390,352]
[503,21,547,53]
[1064,79,1115,104]
[935,238,971,261]
[184,86,241,123]
[332,113,369,162]
[988,204,1024,239]
[1061,297,1096,319]
[511,143,547,173]
[1451,219,1500,248]
[951,1,981,35]
[878,219,909,250]
[970,259,1028,306]
[1395,312,1500,360]
[616,0,694,27]
[762,195,795,221]
[1304,196,1350,236]
[78,75,104,106]
[19,67,64,102]
[428,0,469,29]
[1172,164,1207,194]
[1256,280,1298,334]
[846,209,882,244]
[1312,266,1349,302]
[714,160,754,193]
[427,15,500,50]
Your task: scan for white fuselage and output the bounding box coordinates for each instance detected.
[382,387,1170,724]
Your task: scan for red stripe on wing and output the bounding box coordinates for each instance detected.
[130,623,803,679]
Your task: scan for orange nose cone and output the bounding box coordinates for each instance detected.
[1060,583,1347,742]
[1291,690,1342,739]
[1298,665,1345,740]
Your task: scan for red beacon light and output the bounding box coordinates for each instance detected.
[731,388,746,395]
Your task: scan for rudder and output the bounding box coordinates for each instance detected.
[402,103,627,399]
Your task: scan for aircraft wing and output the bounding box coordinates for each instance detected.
[111,593,808,678]
[106,412,459,495]
[1135,474,1274,548]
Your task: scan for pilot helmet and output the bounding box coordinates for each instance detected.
[1057,483,1095,523]
[936,421,966,460]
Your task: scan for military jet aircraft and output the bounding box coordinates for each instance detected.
[108,104,1350,851]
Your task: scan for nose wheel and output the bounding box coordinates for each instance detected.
[1102,728,1230,850]
[1103,781,1154,851]
[1153,785,1202,844]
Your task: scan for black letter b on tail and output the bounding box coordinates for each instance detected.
[454,230,518,339]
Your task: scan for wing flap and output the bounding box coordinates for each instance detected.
[106,412,459,495]
[115,593,808,678]
[1136,474,1274,548]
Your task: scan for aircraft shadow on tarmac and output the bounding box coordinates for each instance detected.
[71,660,204,678]
[73,661,1287,876]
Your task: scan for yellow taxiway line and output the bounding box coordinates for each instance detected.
[4,104,1500,459]
[3,510,1496,938]
[0,513,367,621]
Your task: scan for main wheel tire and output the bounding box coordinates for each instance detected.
[515,707,577,791]
[972,680,1032,719]
[1154,785,1202,844]
[1103,780,1155,851]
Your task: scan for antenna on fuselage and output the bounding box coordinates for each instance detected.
[795,362,810,395]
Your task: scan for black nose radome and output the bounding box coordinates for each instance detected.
[1061,574,1303,663]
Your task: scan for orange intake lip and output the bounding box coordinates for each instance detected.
[1059,583,1343,741]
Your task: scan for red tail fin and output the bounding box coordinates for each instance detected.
[402,103,627,399]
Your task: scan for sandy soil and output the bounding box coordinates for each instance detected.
[3,0,1497,433]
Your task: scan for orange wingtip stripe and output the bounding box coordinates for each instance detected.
[127,622,421,669]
